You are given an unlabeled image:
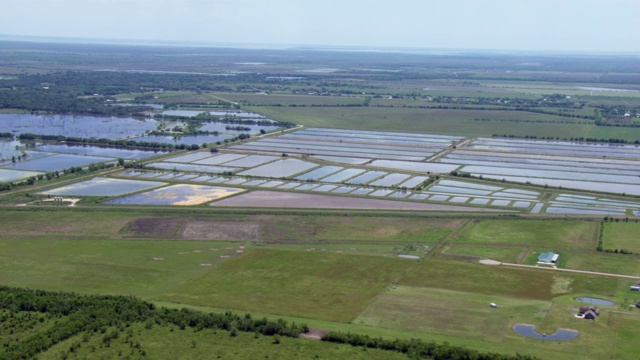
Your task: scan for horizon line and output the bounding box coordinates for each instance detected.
[1,33,639,57]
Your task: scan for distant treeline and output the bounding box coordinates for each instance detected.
[16,133,250,150]
[322,331,536,360]
[0,71,259,116]
[491,134,640,145]
[0,286,308,359]
[0,286,537,360]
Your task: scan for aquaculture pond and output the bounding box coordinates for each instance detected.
[369,160,460,174]
[128,134,235,145]
[0,114,156,139]
[220,155,279,168]
[295,166,343,181]
[41,177,165,196]
[238,159,317,178]
[104,184,244,206]
[0,169,42,183]
[35,144,166,160]
[146,162,237,174]
[199,122,280,134]
[0,139,24,161]
[2,154,113,172]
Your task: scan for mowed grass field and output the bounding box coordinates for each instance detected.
[245,105,640,140]
[448,219,599,250]
[400,258,621,301]
[354,285,550,342]
[0,238,243,299]
[259,216,461,243]
[602,222,640,252]
[161,248,414,322]
[444,219,640,275]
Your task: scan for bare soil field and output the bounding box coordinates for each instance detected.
[122,217,184,238]
[180,220,261,240]
[209,191,504,212]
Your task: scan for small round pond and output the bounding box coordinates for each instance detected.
[512,324,578,341]
[575,297,615,306]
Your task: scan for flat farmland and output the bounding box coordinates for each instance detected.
[257,215,461,243]
[602,222,640,252]
[354,286,550,342]
[449,219,599,250]
[0,238,243,299]
[246,106,640,140]
[160,248,414,322]
[443,244,526,263]
[214,92,365,106]
[399,258,621,301]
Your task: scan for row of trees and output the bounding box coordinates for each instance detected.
[0,286,308,359]
[322,331,536,360]
[492,134,640,145]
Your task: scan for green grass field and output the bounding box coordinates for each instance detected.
[161,248,414,322]
[0,238,243,299]
[602,222,640,252]
[449,219,599,250]
[354,286,550,342]
[400,258,621,301]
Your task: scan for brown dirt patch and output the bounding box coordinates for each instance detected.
[180,220,261,240]
[123,217,183,238]
[300,329,330,341]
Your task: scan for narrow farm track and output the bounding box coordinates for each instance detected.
[491,261,640,280]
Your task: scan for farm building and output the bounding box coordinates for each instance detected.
[537,252,559,264]
[578,306,600,320]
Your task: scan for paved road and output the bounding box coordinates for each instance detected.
[482,260,640,280]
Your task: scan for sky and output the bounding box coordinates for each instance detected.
[1,0,639,53]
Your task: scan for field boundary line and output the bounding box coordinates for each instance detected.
[495,262,640,280]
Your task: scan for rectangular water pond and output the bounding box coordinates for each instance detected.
[192,153,246,165]
[238,159,318,178]
[4,154,114,172]
[0,169,43,183]
[320,168,366,183]
[164,152,217,163]
[104,184,244,206]
[347,171,387,185]
[220,155,279,168]
[369,173,411,187]
[42,177,165,196]
[35,144,166,160]
[295,166,343,181]
[146,162,237,174]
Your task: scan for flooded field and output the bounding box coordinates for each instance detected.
[209,190,502,212]
[41,177,165,196]
[238,158,317,177]
[0,114,156,139]
[0,169,42,182]
[3,154,113,172]
[35,144,166,160]
[104,184,243,206]
[0,139,24,161]
[128,134,235,145]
